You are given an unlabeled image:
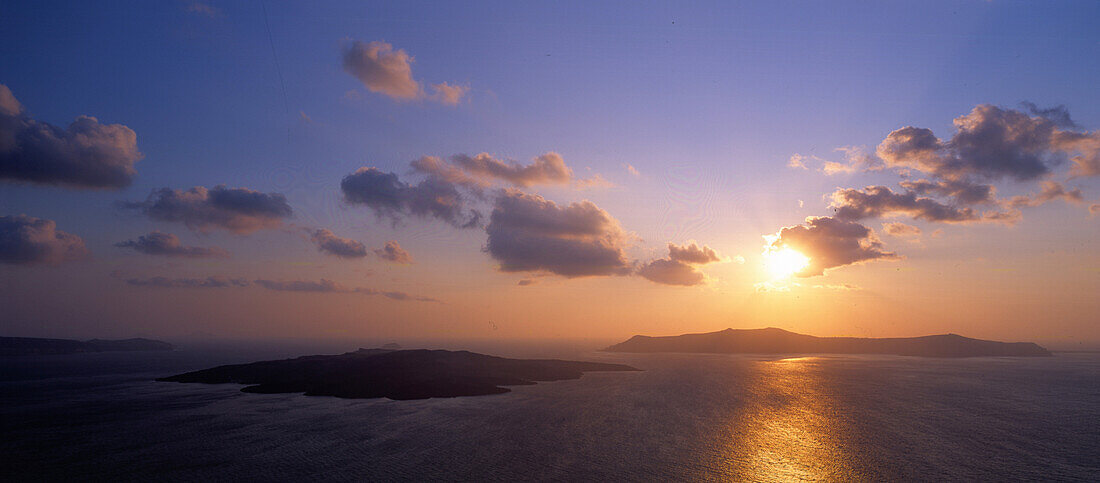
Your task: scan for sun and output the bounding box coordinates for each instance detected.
[764,248,810,279]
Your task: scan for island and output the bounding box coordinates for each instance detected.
[158,348,640,400]
[0,336,174,356]
[604,327,1051,357]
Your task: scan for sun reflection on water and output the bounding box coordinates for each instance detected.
[717,357,855,481]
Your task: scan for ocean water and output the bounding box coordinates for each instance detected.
[1,343,1098,482]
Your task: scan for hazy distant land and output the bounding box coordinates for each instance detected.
[605,327,1051,357]
[159,348,639,400]
[0,337,174,356]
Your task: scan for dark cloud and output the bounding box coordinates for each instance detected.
[125,276,249,288]
[115,231,228,258]
[517,279,537,286]
[0,84,142,190]
[375,240,413,264]
[668,242,722,264]
[254,278,342,293]
[638,242,724,286]
[829,186,979,223]
[122,185,292,234]
[878,105,1069,181]
[341,40,467,105]
[340,167,481,228]
[0,214,89,265]
[1021,101,1077,128]
[767,216,899,277]
[485,189,631,278]
[898,179,996,205]
[1091,204,1100,215]
[254,278,439,302]
[309,229,367,258]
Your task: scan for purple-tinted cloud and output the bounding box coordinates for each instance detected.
[309,228,367,258]
[115,231,228,258]
[0,84,141,190]
[0,214,89,265]
[122,185,292,234]
[485,189,631,277]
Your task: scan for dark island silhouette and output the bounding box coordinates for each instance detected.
[158,348,639,400]
[0,336,174,356]
[604,327,1051,357]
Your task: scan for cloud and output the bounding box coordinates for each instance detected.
[517,279,537,286]
[186,2,220,17]
[254,278,438,302]
[787,153,816,170]
[813,283,861,291]
[0,84,141,190]
[1090,204,1100,215]
[667,241,722,264]
[898,179,996,205]
[572,174,614,190]
[341,41,419,100]
[122,273,437,302]
[115,231,228,258]
[309,228,367,258]
[375,240,413,264]
[829,186,979,223]
[881,222,921,238]
[485,189,631,277]
[121,185,293,234]
[410,152,601,192]
[766,216,899,277]
[125,276,249,288]
[637,241,724,286]
[341,40,468,105]
[1021,101,1076,128]
[821,146,883,175]
[1007,181,1084,209]
[430,82,469,106]
[0,214,89,265]
[1053,130,1100,177]
[876,104,1098,182]
[624,164,641,177]
[340,167,481,228]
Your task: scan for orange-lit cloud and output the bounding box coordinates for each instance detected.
[375,241,413,264]
[766,216,899,277]
[341,40,468,106]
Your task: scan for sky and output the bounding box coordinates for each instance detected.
[1,0,1098,347]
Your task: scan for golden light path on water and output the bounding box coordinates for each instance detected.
[715,357,855,481]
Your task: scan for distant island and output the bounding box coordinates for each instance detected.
[158,348,639,400]
[0,336,174,356]
[605,327,1051,358]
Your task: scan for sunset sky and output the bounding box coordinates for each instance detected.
[2,1,1098,347]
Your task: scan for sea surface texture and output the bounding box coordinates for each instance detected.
[2,344,1097,481]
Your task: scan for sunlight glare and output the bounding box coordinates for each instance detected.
[765,248,810,279]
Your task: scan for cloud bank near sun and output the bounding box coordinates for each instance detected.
[776,102,1100,277]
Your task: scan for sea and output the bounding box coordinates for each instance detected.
[1,340,1098,482]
